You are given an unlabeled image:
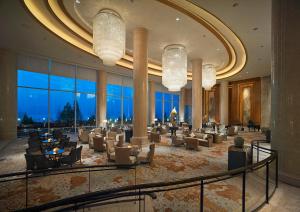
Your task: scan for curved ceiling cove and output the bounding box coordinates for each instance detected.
[23,0,246,80]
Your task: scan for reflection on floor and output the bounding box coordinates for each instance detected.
[0,132,289,211]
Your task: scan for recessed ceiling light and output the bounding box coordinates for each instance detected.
[75,0,80,4]
[246,71,249,74]
[175,17,180,21]
[216,48,220,51]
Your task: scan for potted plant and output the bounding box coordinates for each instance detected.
[234,136,244,148]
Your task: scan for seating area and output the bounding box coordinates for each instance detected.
[25,130,82,169]
[1,0,300,211]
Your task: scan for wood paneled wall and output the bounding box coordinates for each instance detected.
[229,78,261,125]
[203,84,220,123]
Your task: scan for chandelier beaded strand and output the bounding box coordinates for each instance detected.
[93,9,125,66]
[162,44,187,92]
[202,64,216,90]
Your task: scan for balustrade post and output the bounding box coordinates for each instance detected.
[200,180,204,212]
[242,171,246,212]
[266,162,269,203]
[25,171,28,208]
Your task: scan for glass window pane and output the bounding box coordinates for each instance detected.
[106,95,121,124]
[123,98,133,124]
[50,91,75,128]
[107,84,122,96]
[155,92,163,100]
[164,93,172,102]
[155,100,163,122]
[76,79,96,93]
[17,87,48,124]
[17,70,48,89]
[76,93,96,126]
[173,100,179,112]
[164,101,172,122]
[173,94,179,102]
[50,75,75,91]
[123,86,133,98]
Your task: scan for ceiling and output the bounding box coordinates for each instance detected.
[0,0,271,84]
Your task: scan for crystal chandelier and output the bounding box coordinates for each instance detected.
[162,44,187,92]
[93,9,125,66]
[202,64,216,90]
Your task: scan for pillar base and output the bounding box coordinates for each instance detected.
[130,136,149,148]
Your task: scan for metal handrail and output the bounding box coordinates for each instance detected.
[2,140,278,212]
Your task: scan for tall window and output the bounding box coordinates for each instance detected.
[106,84,133,125]
[17,56,96,136]
[155,92,179,123]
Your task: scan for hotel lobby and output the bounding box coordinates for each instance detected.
[0,0,299,211]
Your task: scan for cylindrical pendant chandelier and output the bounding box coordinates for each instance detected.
[162,44,187,92]
[202,64,216,90]
[93,9,125,66]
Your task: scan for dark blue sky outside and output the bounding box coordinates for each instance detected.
[17,70,96,122]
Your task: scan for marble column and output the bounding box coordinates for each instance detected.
[220,81,229,126]
[179,88,185,122]
[271,0,300,186]
[0,49,17,140]
[148,81,155,125]
[131,27,148,146]
[192,59,203,129]
[96,69,106,127]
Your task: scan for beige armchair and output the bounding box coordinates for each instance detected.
[185,137,200,151]
[227,126,238,136]
[171,135,185,147]
[150,132,161,143]
[138,144,155,164]
[93,136,106,152]
[107,131,117,141]
[215,134,226,143]
[106,140,115,161]
[78,130,89,144]
[115,147,137,166]
[116,134,124,147]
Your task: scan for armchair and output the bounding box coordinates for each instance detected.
[138,144,155,164]
[115,147,137,166]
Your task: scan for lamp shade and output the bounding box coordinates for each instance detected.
[202,64,216,90]
[93,9,125,66]
[162,44,187,92]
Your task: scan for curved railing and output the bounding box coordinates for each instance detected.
[0,140,278,212]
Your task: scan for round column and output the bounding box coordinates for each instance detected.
[131,27,148,146]
[271,0,300,186]
[179,88,185,122]
[96,69,106,127]
[148,81,155,125]
[220,81,229,126]
[0,49,17,140]
[192,59,203,130]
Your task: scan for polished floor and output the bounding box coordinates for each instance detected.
[0,132,298,211]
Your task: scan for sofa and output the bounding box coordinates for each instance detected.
[193,132,213,147]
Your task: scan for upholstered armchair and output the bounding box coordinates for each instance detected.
[227,126,238,136]
[107,131,117,142]
[115,147,137,166]
[138,143,155,164]
[93,136,106,152]
[117,134,124,147]
[215,134,227,143]
[185,137,200,151]
[78,130,89,144]
[106,140,116,161]
[171,135,185,147]
[150,132,161,143]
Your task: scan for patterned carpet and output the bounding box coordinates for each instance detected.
[0,132,273,211]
